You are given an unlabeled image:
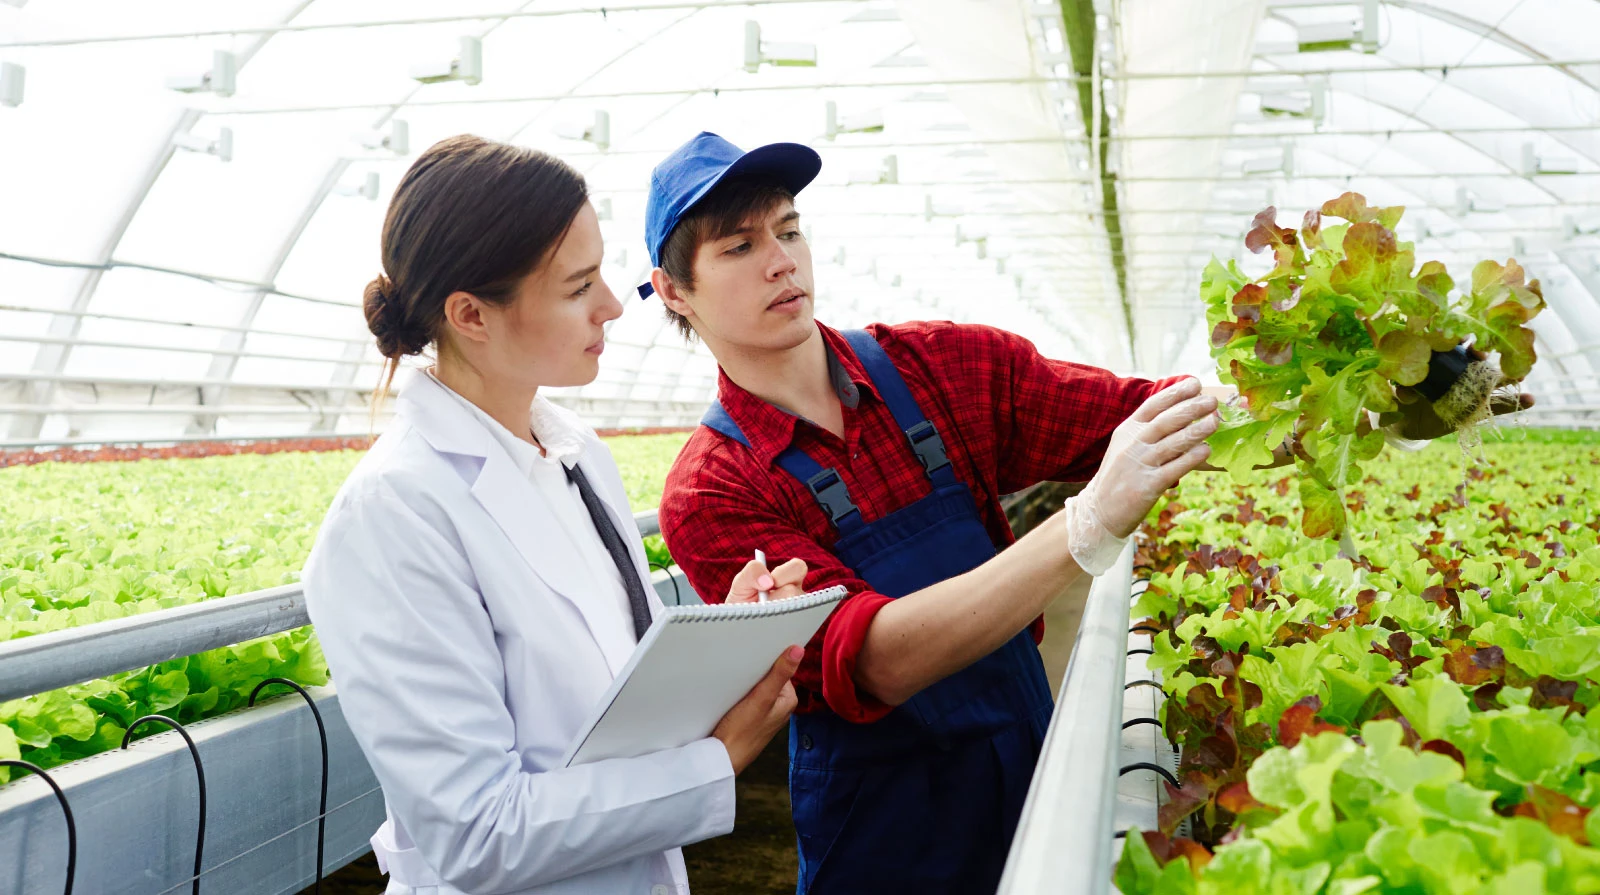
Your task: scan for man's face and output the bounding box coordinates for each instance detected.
[669,199,816,352]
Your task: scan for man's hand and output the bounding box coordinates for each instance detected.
[1377,349,1535,440]
[1063,379,1219,574]
[1089,379,1220,537]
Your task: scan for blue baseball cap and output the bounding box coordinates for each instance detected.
[637,131,821,298]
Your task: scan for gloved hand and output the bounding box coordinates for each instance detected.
[1064,378,1219,575]
[1377,347,1535,441]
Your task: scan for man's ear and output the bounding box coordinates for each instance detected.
[442,290,492,345]
[652,268,695,320]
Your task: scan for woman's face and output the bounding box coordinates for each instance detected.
[478,202,623,391]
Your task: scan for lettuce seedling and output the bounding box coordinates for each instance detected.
[1202,192,1545,542]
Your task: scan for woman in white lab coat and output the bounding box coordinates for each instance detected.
[302,135,808,895]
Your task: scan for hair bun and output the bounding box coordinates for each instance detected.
[367,273,394,304]
[363,273,424,358]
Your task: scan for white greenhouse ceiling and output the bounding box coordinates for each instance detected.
[0,0,1596,446]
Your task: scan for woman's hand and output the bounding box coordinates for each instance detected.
[712,646,803,774]
[726,556,809,604]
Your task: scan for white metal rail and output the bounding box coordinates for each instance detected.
[999,544,1147,895]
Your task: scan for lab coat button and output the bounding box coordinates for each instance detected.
[652,886,670,895]
[801,734,814,750]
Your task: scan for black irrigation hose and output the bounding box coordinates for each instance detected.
[122,715,206,895]
[1121,761,1181,788]
[1122,717,1163,731]
[1125,679,1164,693]
[650,562,681,604]
[0,759,75,895]
[249,679,329,895]
[1113,829,1130,840]
[1129,624,1163,635]
[1127,648,1155,657]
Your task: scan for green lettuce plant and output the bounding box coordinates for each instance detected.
[1202,192,1546,541]
[1116,439,1600,894]
[1119,723,1600,895]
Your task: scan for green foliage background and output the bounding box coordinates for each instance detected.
[0,432,689,780]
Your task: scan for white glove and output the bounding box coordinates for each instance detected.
[1064,379,1219,575]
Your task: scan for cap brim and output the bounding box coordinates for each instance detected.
[719,141,822,197]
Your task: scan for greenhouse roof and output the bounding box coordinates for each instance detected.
[1,0,1596,445]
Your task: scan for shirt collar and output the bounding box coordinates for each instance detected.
[424,369,586,473]
[712,321,884,469]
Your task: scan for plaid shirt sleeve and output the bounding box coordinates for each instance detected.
[881,322,1192,494]
[659,446,897,723]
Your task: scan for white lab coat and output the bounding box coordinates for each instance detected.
[302,371,736,895]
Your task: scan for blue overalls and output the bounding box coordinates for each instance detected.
[700,330,1055,894]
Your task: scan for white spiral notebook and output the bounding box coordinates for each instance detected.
[562,585,849,767]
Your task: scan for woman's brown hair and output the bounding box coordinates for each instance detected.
[363,134,589,415]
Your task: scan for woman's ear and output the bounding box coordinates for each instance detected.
[652,269,694,321]
[442,290,491,345]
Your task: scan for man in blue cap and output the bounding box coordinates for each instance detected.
[643,131,1222,893]
[644,131,1534,893]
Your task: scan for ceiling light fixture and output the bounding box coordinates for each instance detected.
[360,119,409,155]
[335,172,380,201]
[411,36,483,85]
[167,50,237,98]
[744,21,817,73]
[1454,187,1504,215]
[556,110,610,151]
[172,127,233,162]
[0,62,22,108]
[1522,142,1579,176]
[823,101,885,139]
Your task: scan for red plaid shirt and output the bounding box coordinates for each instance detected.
[658,321,1181,723]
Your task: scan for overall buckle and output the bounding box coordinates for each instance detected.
[805,469,861,526]
[905,420,951,475]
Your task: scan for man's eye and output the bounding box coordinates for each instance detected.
[779,231,801,241]
[725,242,750,255]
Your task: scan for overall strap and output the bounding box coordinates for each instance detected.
[839,329,958,489]
[700,400,865,536]
[775,448,864,536]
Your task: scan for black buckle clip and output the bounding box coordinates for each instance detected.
[905,420,951,475]
[806,469,861,526]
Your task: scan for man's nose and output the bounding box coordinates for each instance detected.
[767,238,798,279]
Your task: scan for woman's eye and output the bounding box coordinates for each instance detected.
[571,282,593,298]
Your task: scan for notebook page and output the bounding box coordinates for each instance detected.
[564,585,847,766]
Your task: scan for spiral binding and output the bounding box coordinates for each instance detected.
[660,585,848,622]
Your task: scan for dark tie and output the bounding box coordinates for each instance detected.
[563,462,654,642]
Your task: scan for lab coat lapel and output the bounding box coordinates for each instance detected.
[398,373,637,676]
